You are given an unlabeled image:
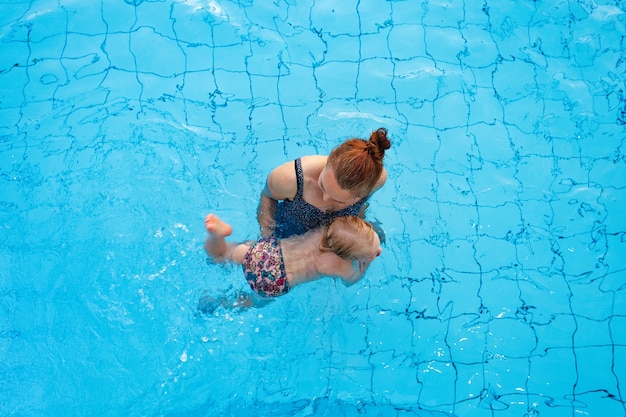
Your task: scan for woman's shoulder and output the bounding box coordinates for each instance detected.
[300,155,327,175]
[300,155,327,165]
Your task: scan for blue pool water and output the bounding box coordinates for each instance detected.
[1,0,625,416]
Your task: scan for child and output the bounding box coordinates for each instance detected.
[204,213,382,298]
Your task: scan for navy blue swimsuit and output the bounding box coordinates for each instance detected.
[274,158,368,238]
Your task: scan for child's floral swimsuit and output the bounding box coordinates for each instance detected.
[243,237,289,297]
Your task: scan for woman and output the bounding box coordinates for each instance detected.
[257,128,391,239]
[204,214,382,297]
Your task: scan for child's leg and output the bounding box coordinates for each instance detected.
[204,214,233,259]
[196,291,267,316]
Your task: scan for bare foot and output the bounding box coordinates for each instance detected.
[204,214,233,237]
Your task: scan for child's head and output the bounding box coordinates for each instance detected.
[320,216,382,261]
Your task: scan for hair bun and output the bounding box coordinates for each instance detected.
[369,128,391,157]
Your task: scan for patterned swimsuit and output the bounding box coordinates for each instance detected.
[274,158,368,239]
[243,237,289,297]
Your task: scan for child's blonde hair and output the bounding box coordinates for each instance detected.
[320,216,374,260]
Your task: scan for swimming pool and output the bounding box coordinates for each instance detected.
[1,0,625,415]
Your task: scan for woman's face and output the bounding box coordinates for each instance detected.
[318,165,360,209]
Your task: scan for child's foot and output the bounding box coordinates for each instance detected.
[196,294,221,315]
[204,214,233,237]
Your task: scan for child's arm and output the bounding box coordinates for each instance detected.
[336,260,366,286]
[338,253,382,286]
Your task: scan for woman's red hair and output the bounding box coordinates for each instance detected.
[327,128,391,198]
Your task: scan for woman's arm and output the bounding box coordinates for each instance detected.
[257,161,298,237]
[257,186,278,237]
